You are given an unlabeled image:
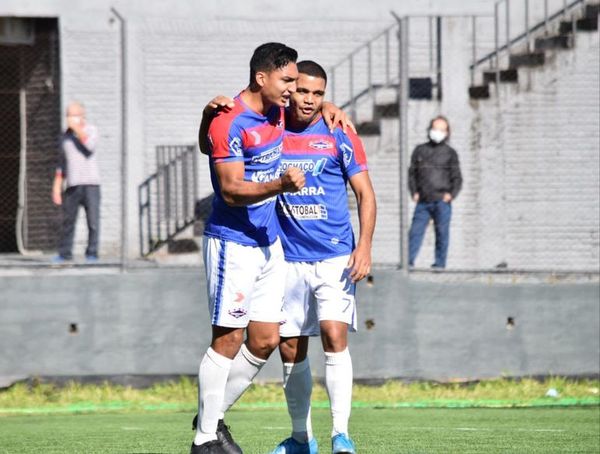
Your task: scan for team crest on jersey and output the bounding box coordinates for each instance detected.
[340,143,354,167]
[309,139,334,150]
[277,119,284,129]
[229,137,243,157]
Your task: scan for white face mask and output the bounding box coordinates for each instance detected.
[429,128,447,144]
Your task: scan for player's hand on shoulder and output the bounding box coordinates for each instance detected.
[322,102,357,134]
[204,95,235,116]
[280,167,305,193]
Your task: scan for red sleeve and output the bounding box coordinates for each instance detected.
[346,129,368,166]
[207,111,244,162]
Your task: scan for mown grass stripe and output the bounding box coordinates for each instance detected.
[1,397,597,415]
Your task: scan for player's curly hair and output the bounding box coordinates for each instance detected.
[249,42,298,86]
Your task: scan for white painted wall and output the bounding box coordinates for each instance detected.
[1,1,597,270]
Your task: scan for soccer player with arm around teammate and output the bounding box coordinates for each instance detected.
[191,42,306,454]
[269,60,376,454]
[196,62,357,454]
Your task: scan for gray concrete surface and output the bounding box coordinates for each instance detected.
[1,267,598,384]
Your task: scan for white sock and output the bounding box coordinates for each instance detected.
[194,347,232,446]
[325,348,353,437]
[219,343,267,418]
[282,358,313,443]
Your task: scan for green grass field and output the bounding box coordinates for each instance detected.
[1,378,598,453]
[1,407,599,454]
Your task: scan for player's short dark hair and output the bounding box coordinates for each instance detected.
[297,60,327,84]
[249,42,298,85]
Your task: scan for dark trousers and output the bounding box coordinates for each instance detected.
[58,185,100,259]
[408,200,452,268]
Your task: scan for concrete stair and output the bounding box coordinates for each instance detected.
[469,3,598,99]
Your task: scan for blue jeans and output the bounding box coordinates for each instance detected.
[58,185,101,259]
[408,201,452,268]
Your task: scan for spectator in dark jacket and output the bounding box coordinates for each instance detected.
[408,115,462,268]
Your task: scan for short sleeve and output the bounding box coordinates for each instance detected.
[334,129,368,178]
[207,113,245,163]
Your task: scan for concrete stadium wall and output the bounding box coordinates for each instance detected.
[1,268,598,382]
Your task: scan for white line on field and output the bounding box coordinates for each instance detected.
[405,426,565,433]
[262,426,289,430]
[121,426,144,431]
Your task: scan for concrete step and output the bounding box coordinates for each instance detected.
[356,121,381,136]
[509,51,545,67]
[483,68,519,84]
[373,103,399,119]
[585,3,600,19]
[468,85,490,99]
[559,17,598,34]
[535,34,573,50]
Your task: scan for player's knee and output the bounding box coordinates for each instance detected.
[247,333,280,359]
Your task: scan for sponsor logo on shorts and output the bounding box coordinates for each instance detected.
[228,307,247,319]
[251,143,282,164]
[280,158,327,176]
[229,137,243,157]
[280,203,328,220]
[340,143,354,167]
[331,237,339,245]
[309,139,334,150]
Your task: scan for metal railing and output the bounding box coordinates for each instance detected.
[470,0,587,88]
[138,145,198,256]
[329,14,443,122]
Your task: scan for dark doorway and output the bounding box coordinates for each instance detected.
[0,18,61,253]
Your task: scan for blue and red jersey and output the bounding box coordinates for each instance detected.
[204,96,285,247]
[277,116,368,262]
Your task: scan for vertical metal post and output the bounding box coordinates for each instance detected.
[368,42,375,113]
[397,16,410,272]
[563,0,568,17]
[494,2,500,97]
[436,16,442,100]
[525,0,530,52]
[349,55,356,123]
[385,28,390,85]
[505,0,511,56]
[544,0,549,34]
[471,16,477,85]
[110,8,128,270]
[429,16,434,72]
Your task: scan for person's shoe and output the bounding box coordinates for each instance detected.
[216,419,243,454]
[268,437,318,454]
[192,415,242,454]
[190,439,227,454]
[332,433,356,454]
[85,255,98,263]
[51,255,71,264]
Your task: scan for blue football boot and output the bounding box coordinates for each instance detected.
[331,433,356,454]
[268,437,318,454]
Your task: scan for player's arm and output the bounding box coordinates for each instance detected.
[215,162,305,207]
[347,171,376,283]
[198,96,235,155]
[321,102,356,134]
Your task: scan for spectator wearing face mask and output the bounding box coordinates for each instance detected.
[407,115,462,269]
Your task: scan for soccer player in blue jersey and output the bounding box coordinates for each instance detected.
[193,45,353,454]
[192,42,306,454]
[268,60,376,454]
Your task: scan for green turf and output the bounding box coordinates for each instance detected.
[1,407,598,454]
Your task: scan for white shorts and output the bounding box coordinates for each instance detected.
[280,254,357,337]
[202,236,286,328]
